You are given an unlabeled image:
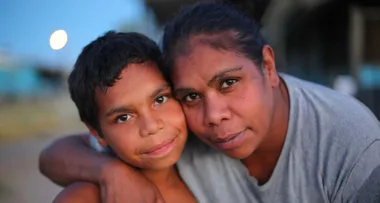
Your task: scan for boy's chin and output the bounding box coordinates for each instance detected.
[124,151,182,171]
[139,157,180,171]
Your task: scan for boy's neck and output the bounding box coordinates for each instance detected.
[141,166,181,188]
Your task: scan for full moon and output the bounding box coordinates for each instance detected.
[49,30,68,50]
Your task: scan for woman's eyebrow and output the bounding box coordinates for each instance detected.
[173,88,194,98]
[173,67,242,97]
[207,66,242,87]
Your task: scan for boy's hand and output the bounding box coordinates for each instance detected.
[99,161,165,203]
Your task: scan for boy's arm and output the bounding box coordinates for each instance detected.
[39,134,165,203]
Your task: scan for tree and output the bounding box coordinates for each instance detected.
[117,8,162,42]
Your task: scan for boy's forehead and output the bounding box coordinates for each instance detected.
[95,63,169,109]
[125,61,162,76]
[110,63,164,89]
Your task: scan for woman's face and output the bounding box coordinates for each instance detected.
[171,41,280,159]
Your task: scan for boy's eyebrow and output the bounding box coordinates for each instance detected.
[105,85,170,117]
[105,107,131,117]
[207,66,242,87]
[151,84,171,99]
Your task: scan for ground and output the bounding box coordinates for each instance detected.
[0,92,87,203]
[0,136,62,203]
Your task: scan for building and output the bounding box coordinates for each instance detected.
[144,0,380,118]
[0,52,65,102]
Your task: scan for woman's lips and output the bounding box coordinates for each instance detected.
[212,129,246,150]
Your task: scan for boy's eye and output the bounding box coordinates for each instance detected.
[221,79,237,89]
[154,95,168,105]
[184,93,200,102]
[116,114,131,124]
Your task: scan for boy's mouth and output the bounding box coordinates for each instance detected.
[143,137,177,157]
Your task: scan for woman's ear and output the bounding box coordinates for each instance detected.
[262,45,279,87]
[86,125,108,148]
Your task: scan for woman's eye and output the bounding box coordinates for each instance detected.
[221,79,237,88]
[184,93,200,102]
[154,95,168,105]
[116,114,131,124]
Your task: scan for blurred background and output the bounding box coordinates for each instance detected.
[0,0,379,202]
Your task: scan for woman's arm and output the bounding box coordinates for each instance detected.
[39,134,115,186]
[53,182,101,203]
[39,134,165,203]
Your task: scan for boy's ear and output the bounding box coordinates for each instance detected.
[86,125,108,147]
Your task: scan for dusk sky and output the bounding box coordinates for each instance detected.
[0,0,147,68]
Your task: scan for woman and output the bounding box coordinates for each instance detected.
[41,2,380,203]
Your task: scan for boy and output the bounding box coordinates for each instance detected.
[54,31,197,203]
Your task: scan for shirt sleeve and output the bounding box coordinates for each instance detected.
[88,134,114,154]
[352,164,380,203]
[339,140,380,203]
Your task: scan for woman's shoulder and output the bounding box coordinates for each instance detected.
[178,133,237,168]
[182,133,216,157]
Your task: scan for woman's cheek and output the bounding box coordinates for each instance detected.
[184,107,202,131]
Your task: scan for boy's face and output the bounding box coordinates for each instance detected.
[90,61,187,170]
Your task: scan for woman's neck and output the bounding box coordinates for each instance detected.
[256,78,290,154]
[241,79,290,184]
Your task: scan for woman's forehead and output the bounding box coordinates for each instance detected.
[173,44,247,70]
[171,31,239,57]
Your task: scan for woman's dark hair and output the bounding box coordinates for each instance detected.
[161,2,266,76]
[69,31,162,134]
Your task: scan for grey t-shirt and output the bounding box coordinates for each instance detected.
[177,74,380,203]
